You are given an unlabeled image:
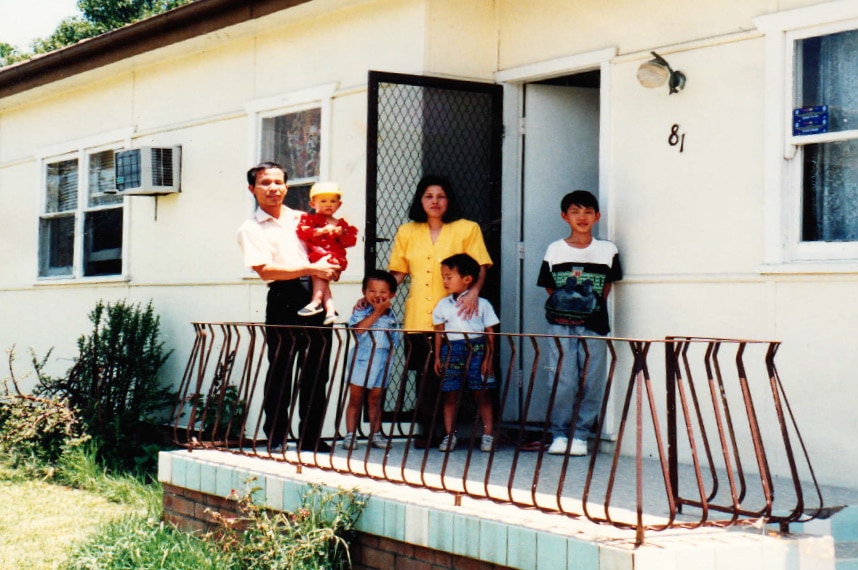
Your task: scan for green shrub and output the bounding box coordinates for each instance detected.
[187,369,248,443]
[207,480,366,570]
[37,300,175,471]
[63,477,366,570]
[0,348,89,476]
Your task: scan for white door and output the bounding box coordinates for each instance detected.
[517,83,600,423]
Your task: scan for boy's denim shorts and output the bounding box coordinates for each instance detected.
[348,348,391,389]
[439,337,496,392]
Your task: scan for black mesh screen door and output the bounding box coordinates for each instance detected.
[365,71,503,427]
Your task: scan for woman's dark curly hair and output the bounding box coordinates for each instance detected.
[407,174,464,223]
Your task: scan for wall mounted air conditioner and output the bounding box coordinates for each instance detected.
[113,146,181,195]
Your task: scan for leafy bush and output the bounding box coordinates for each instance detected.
[199,384,247,442]
[37,300,175,471]
[63,477,366,570]
[0,348,89,476]
[187,352,247,443]
[207,480,366,570]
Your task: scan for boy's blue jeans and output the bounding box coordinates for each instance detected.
[545,324,607,441]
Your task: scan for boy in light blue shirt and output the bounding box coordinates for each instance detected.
[340,270,401,450]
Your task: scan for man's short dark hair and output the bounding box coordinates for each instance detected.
[247,161,288,186]
[561,190,599,213]
[362,270,398,294]
[441,253,480,281]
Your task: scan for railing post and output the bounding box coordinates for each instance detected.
[665,338,679,512]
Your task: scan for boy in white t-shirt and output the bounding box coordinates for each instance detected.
[432,253,499,453]
[537,190,622,456]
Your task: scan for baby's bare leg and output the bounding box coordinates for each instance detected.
[298,277,326,316]
[311,276,326,307]
[322,282,336,316]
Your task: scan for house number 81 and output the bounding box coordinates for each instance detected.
[668,124,685,153]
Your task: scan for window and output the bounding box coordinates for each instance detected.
[247,83,335,212]
[794,29,858,243]
[38,149,124,279]
[261,107,321,210]
[758,5,858,267]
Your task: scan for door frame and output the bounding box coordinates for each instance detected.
[494,48,617,427]
[495,47,617,338]
[364,70,503,426]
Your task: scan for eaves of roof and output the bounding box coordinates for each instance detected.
[0,0,313,100]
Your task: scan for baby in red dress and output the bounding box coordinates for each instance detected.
[296,182,358,324]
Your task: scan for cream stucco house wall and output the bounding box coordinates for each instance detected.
[1,0,857,490]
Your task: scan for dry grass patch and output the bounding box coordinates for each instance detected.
[0,479,132,569]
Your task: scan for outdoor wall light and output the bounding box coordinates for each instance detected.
[637,51,686,94]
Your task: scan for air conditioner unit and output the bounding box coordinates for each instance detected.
[113,146,181,195]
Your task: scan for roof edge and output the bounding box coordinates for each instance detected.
[0,0,313,100]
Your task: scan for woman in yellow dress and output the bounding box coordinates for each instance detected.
[388,174,493,447]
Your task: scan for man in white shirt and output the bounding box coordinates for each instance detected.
[237,162,340,452]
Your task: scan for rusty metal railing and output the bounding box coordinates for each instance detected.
[170,323,828,545]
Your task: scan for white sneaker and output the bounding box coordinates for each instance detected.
[547,436,568,455]
[569,438,588,456]
[439,434,457,452]
[370,432,389,449]
[340,432,359,450]
[480,434,494,452]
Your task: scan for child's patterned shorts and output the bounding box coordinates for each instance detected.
[439,337,496,392]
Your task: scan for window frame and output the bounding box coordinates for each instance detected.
[245,83,336,186]
[36,131,132,282]
[758,3,858,271]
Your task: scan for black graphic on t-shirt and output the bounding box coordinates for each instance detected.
[545,275,599,323]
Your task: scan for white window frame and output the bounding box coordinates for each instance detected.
[757,2,858,272]
[245,83,337,187]
[36,130,132,282]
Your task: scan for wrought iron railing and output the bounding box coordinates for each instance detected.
[170,323,828,545]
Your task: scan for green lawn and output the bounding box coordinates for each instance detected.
[0,479,133,569]
[0,448,362,569]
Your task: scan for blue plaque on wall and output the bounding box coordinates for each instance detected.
[793,105,829,136]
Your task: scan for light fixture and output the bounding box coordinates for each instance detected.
[637,51,686,94]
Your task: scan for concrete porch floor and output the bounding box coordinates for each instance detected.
[158,439,858,569]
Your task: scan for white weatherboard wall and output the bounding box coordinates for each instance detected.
[0,0,856,493]
[0,0,433,389]
[492,0,858,491]
[609,30,858,490]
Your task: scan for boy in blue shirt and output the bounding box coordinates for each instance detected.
[537,191,622,456]
[340,270,401,450]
